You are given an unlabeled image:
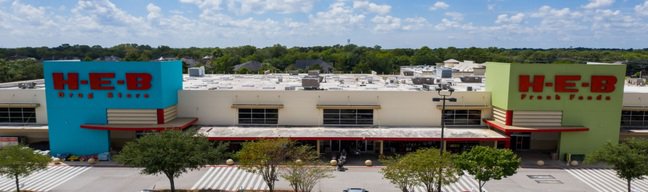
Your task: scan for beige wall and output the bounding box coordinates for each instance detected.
[178,90,492,127]
[0,89,47,124]
[623,92,648,106]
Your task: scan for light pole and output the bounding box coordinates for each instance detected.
[432,84,456,192]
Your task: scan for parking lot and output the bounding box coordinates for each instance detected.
[16,164,644,192]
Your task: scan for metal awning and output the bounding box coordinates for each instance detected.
[231,104,284,109]
[316,104,381,109]
[81,118,197,131]
[198,126,508,141]
[622,106,648,111]
[435,105,490,110]
[0,125,48,132]
[484,120,589,134]
[0,103,40,108]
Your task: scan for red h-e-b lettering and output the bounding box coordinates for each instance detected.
[519,75,545,92]
[555,75,580,92]
[591,75,616,93]
[89,73,115,90]
[53,73,79,90]
[126,73,152,90]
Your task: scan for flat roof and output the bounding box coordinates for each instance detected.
[80,118,197,131]
[182,74,485,91]
[198,126,508,141]
[484,120,589,133]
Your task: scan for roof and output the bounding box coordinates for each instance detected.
[80,118,197,131]
[234,61,263,71]
[198,126,508,141]
[444,59,460,63]
[484,120,589,133]
[182,74,486,91]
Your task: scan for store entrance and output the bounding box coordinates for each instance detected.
[320,140,376,160]
[510,132,531,151]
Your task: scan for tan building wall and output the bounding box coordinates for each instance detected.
[177,90,492,127]
[622,92,648,106]
[0,89,48,124]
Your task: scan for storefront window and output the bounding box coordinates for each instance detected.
[621,110,648,129]
[238,108,278,125]
[0,107,36,124]
[323,109,373,126]
[443,110,481,127]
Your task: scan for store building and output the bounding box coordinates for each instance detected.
[0,60,646,160]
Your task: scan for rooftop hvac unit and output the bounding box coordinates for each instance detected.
[308,70,320,77]
[422,84,431,91]
[460,76,482,83]
[436,68,452,78]
[467,86,473,91]
[412,77,434,85]
[188,66,205,77]
[18,82,37,89]
[302,77,320,90]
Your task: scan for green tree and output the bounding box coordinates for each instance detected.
[236,138,305,192]
[400,148,461,192]
[586,139,648,192]
[0,145,51,192]
[455,146,520,192]
[280,146,333,192]
[381,155,417,192]
[115,130,227,192]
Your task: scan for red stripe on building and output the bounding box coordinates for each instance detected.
[156,108,164,124]
[505,110,513,126]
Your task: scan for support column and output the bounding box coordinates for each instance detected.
[494,141,498,148]
[379,140,384,155]
[316,140,321,154]
[505,133,512,149]
[442,141,447,152]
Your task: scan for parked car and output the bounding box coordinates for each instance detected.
[343,188,369,192]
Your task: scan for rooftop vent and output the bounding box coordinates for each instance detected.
[412,77,435,85]
[460,76,482,83]
[302,77,320,90]
[18,82,37,89]
[188,66,205,77]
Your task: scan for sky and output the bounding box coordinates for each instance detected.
[1,0,648,48]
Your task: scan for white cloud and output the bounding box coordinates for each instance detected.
[435,12,475,31]
[495,13,524,24]
[10,0,51,26]
[429,1,449,11]
[445,12,463,21]
[353,0,391,15]
[402,17,427,30]
[179,0,222,19]
[371,15,400,32]
[309,1,365,32]
[146,3,161,20]
[227,0,316,15]
[636,0,648,16]
[583,0,614,9]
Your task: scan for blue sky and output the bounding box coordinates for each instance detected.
[1,0,648,48]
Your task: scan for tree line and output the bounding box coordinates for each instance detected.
[3,43,648,83]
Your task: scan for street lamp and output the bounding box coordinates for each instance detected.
[432,84,456,192]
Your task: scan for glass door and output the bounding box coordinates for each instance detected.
[510,133,531,151]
